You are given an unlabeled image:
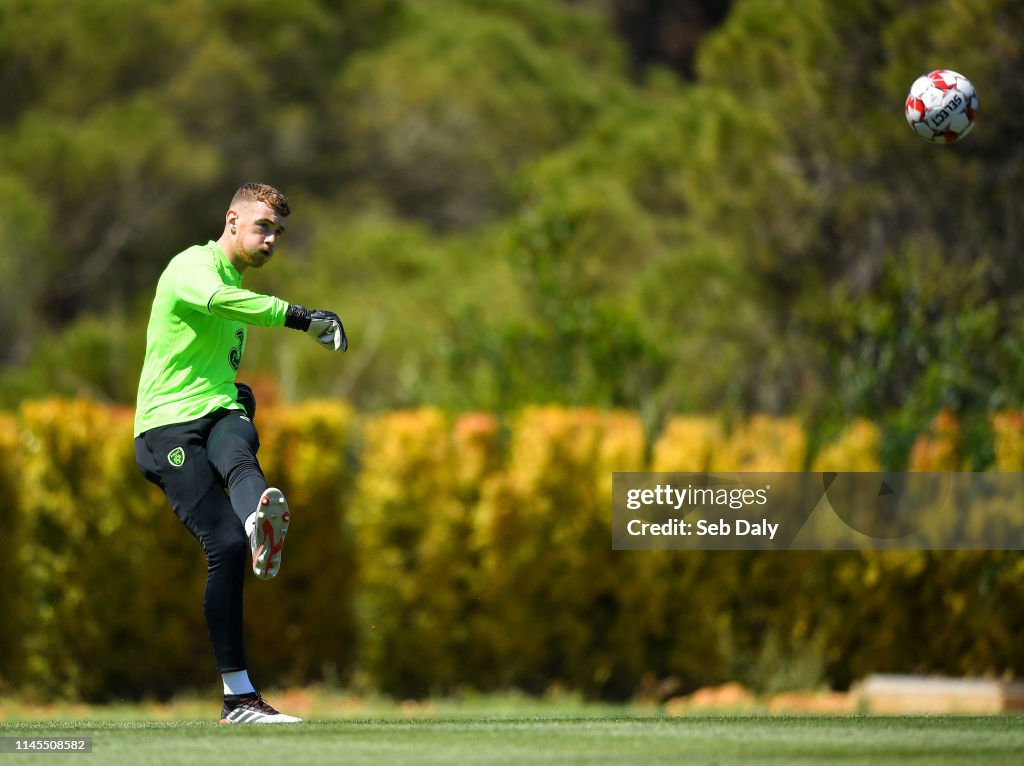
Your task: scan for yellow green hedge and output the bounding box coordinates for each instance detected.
[0,400,1022,701]
[0,412,25,695]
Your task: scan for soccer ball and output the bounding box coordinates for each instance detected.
[904,69,978,144]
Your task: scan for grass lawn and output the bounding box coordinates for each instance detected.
[1,697,1022,766]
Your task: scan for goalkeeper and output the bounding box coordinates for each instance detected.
[133,183,345,724]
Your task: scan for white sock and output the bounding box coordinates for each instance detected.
[222,669,256,696]
[244,511,257,538]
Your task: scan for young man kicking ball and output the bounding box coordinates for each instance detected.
[134,183,346,723]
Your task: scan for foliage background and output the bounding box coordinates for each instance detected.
[2,400,1023,702]
[1,0,1023,700]
[2,0,1021,463]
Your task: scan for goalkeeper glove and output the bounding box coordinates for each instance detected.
[235,382,257,420]
[285,304,348,351]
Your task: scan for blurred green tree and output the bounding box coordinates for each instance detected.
[0,0,1021,471]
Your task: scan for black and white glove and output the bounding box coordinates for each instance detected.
[285,304,348,351]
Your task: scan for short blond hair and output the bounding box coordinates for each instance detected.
[230,182,290,217]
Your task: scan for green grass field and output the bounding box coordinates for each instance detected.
[2,711,1022,765]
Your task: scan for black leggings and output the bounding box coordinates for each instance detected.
[135,409,267,672]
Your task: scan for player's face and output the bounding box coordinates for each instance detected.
[230,201,286,269]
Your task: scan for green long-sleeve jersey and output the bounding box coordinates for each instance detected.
[134,241,288,435]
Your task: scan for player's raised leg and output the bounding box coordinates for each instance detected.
[250,487,290,579]
[206,410,292,578]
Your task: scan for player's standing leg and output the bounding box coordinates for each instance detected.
[135,414,301,723]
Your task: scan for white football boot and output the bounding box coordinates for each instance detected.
[250,488,290,579]
[220,692,302,724]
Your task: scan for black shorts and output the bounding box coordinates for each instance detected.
[135,406,263,515]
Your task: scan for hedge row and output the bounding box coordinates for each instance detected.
[0,400,1022,701]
